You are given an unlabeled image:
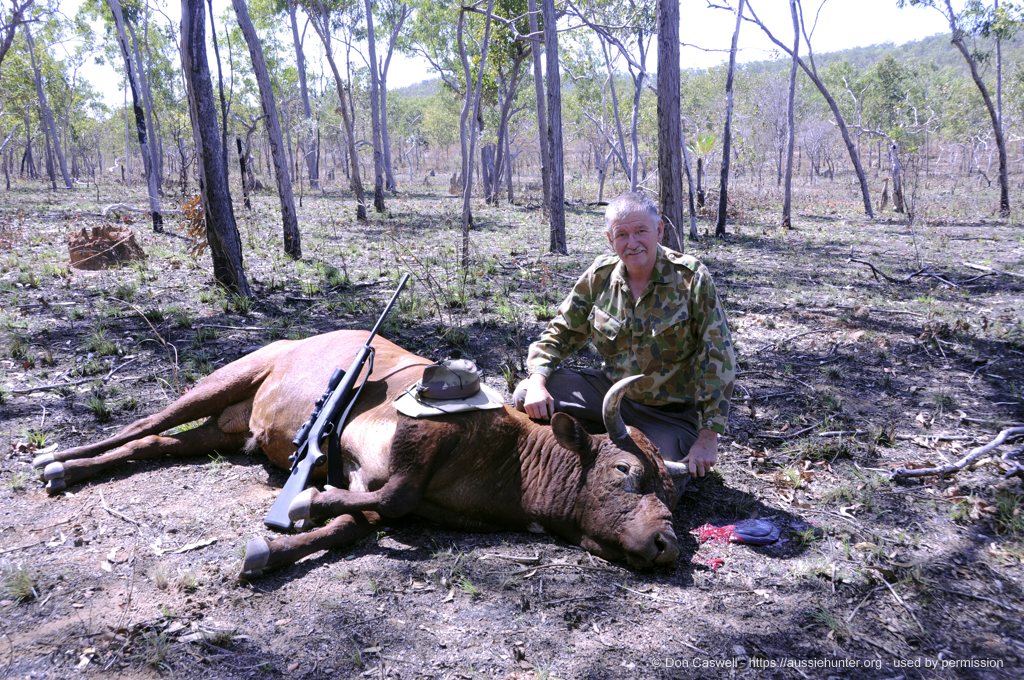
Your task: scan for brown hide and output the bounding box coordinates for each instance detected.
[41,330,680,571]
[248,331,679,569]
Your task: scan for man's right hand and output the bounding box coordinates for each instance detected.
[517,374,555,420]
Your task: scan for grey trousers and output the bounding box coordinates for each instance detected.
[513,368,699,462]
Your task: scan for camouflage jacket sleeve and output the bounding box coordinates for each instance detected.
[690,265,736,435]
[525,261,609,377]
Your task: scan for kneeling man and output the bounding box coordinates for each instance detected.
[514,191,736,478]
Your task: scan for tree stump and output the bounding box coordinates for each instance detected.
[68,225,146,270]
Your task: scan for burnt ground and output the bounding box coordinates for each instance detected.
[0,177,1022,679]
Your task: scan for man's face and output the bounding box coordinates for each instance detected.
[606,211,664,275]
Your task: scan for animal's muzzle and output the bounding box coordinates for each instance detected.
[652,529,680,565]
[624,524,679,569]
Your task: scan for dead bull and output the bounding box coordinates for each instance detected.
[35,331,684,575]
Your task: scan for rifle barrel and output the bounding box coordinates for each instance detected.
[365,273,410,344]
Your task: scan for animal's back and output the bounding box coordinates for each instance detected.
[247,330,429,470]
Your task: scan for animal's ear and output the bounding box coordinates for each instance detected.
[551,412,595,463]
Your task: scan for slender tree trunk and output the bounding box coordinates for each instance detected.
[681,131,699,241]
[127,17,162,193]
[491,57,525,205]
[716,0,744,237]
[504,131,514,202]
[205,0,231,176]
[457,0,496,266]
[599,41,629,179]
[236,137,251,209]
[527,0,551,217]
[232,0,301,258]
[23,24,72,189]
[288,1,319,190]
[889,142,905,213]
[944,2,1010,217]
[748,3,873,218]
[0,1,29,71]
[781,0,798,230]
[542,0,566,254]
[363,0,386,212]
[657,0,685,250]
[378,4,410,194]
[307,3,366,221]
[107,0,163,231]
[181,0,251,297]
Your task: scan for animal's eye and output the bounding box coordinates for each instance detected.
[615,462,631,475]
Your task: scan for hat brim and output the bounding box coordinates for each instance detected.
[394,383,506,418]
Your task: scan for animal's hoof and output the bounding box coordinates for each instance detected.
[288,488,315,523]
[43,462,65,482]
[240,537,270,578]
[45,478,67,494]
[33,452,55,469]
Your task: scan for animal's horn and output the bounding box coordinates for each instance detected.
[602,375,643,444]
[663,460,690,478]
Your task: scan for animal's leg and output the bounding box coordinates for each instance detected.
[287,477,423,523]
[41,420,247,493]
[241,511,379,577]
[34,351,269,469]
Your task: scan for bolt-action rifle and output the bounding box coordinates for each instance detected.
[263,274,409,531]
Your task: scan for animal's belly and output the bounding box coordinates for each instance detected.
[340,414,396,492]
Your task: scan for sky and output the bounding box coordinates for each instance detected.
[66,0,956,108]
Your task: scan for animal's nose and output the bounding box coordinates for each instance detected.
[652,530,680,565]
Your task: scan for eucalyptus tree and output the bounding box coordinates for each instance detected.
[105,0,163,231]
[781,0,797,230]
[526,0,550,215]
[542,0,565,254]
[362,0,386,212]
[568,0,656,191]
[0,0,32,71]
[181,0,251,297]
[657,0,684,248]
[22,17,71,189]
[232,0,301,258]
[374,0,412,193]
[302,0,367,221]
[716,0,744,237]
[485,0,532,206]
[900,0,1017,217]
[561,35,619,200]
[744,0,874,218]
[284,0,319,190]
[456,0,496,264]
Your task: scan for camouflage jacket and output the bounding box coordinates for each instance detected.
[527,246,736,434]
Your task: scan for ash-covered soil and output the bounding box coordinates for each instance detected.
[1,180,1022,679]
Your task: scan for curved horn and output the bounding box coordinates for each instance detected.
[602,375,643,445]
[663,460,690,479]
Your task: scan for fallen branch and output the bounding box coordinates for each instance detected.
[964,261,1024,280]
[891,427,1024,479]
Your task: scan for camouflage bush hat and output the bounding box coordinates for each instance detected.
[394,359,506,418]
[417,359,481,400]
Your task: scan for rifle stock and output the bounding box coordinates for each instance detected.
[263,274,409,532]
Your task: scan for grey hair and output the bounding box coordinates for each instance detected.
[604,191,660,229]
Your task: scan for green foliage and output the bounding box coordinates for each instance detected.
[84,328,119,356]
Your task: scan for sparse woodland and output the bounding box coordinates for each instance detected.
[1,0,1023,677]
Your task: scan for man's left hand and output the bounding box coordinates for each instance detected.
[681,429,718,477]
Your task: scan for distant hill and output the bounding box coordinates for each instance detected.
[394,78,442,97]
[725,30,1024,79]
[395,30,1023,99]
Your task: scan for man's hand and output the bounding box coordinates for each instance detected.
[518,373,555,420]
[681,428,718,477]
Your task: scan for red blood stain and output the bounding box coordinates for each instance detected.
[691,523,737,544]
